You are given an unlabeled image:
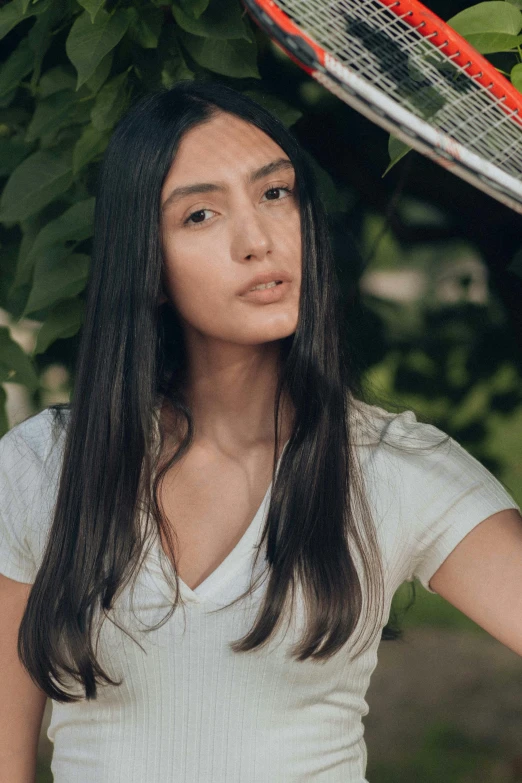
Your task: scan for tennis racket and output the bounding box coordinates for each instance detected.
[240,0,522,214]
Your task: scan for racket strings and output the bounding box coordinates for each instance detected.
[443,93,520,158]
[277,0,522,176]
[305,5,489,117]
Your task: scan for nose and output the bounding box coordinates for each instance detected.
[231,202,272,261]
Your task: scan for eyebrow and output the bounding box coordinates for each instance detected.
[161,157,295,212]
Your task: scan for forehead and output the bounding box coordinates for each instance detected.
[163,112,288,187]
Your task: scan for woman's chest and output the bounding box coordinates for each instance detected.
[157,445,275,592]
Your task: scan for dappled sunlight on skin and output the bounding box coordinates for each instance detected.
[159,111,302,345]
[157,111,302,448]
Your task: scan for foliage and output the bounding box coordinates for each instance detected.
[357,215,522,508]
[0,0,520,454]
[0,0,306,432]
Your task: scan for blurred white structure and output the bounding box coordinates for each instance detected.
[360,255,488,305]
[0,308,70,428]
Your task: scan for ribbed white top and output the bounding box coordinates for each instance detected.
[0,401,518,782]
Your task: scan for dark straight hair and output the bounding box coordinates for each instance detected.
[17,79,419,703]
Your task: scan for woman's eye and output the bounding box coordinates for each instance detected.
[183,186,294,228]
[262,186,293,202]
[183,208,213,227]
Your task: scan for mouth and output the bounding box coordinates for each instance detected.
[240,280,289,303]
[247,280,283,292]
[239,271,292,296]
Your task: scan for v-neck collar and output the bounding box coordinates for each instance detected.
[149,468,276,604]
[144,405,289,605]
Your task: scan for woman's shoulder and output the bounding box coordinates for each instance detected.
[348,394,448,450]
[0,405,68,467]
[0,407,69,583]
[0,407,68,459]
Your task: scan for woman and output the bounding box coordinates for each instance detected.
[0,80,520,783]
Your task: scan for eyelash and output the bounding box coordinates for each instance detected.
[182,186,294,228]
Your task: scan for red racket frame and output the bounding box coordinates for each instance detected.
[245,0,522,127]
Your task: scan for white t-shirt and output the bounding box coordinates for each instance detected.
[0,400,519,783]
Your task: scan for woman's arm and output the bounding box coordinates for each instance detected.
[429,508,522,656]
[0,573,47,783]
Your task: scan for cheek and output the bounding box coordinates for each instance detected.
[162,231,231,317]
[278,209,301,264]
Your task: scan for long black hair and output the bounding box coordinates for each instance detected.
[17,79,424,703]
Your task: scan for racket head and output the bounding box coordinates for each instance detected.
[241,0,522,215]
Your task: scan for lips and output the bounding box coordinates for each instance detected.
[249,280,281,291]
[241,281,289,303]
[239,270,292,296]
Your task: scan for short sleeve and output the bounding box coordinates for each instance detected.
[369,409,521,594]
[0,423,43,584]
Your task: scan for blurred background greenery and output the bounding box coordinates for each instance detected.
[0,0,521,780]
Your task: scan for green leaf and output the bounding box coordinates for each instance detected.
[461,31,522,51]
[0,37,34,98]
[27,1,63,90]
[18,245,73,300]
[73,124,109,173]
[25,90,77,143]
[23,198,95,272]
[0,0,27,39]
[0,0,50,41]
[0,244,20,314]
[242,89,302,128]
[34,297,85,354]
[37,98,92,148]
[0,106,31,129]
[0,135,31,177]
[172,0,252,41]
[384,135,412,176]
[22,252,90,317]
[90,70,130,131]
[77,0,105,24]
[0,149,73,223]
[179,31,260,78]
[84,50,113,94]
[0,87,17,107]
[66,8,130,90]
[511,62,522,92]
[447,1,522,36]
[10,212,48,291]
[160,37,195,87]
[507,0,522,8]
[176,0,211,19]
[125,6,163,49]
[39,65,77,97]
[0,326,39,390]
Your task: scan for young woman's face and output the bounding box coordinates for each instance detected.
[159,111,302,346]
